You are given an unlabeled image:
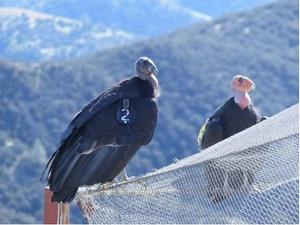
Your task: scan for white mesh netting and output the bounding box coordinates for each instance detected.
[75,104,299,224]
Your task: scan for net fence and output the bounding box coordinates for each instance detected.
[76,104,299,224]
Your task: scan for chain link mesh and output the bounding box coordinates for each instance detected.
[76,104,299,224]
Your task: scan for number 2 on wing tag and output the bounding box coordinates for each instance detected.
[121,109,130,124]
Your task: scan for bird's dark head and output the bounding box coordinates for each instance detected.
[135,56,158,77]
[135,56,160,97]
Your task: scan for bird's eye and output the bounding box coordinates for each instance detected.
[238,77,243,83]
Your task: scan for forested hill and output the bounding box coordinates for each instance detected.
[0,0,298,223]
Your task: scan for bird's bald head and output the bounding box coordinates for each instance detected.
[231,75,255,92]
[135,56,159,97]
[135,56,158,77]
[231,75,255,109]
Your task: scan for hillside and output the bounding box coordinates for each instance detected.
[0,0,276,35]
[0,0,298,223]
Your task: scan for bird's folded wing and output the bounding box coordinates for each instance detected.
[60,78,140,143]
[201,119,223,149]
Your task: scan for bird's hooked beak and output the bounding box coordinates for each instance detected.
[231,75,255,92]
[151,63,158,77]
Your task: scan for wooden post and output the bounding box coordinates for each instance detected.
[44,187,58,224]
[44,187,70,224]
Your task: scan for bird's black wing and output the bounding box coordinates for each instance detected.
[60,77,140,143]
[41,77,140,181]
[201,119,223,149]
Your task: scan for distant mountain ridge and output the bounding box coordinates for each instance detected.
[0,0,275,61]
[0,0,298,223]
[0,7,134,61]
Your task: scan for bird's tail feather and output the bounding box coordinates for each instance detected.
[52,188,78,203]
[40,132,77,183]
[40,150,59,182]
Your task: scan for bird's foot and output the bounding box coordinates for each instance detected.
[99,181,116,191]
[116,176,135,185]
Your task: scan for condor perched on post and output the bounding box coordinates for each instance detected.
[43,57,159,203]
[198,75,267,203]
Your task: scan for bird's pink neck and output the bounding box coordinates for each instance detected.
[233,90,251,109]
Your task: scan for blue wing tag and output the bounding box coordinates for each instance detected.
[116,99,136,124]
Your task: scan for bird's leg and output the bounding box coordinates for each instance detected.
[118,168,129,182]
[116,168,136,183]
[98,176,122,191]
[99,181,116,191]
